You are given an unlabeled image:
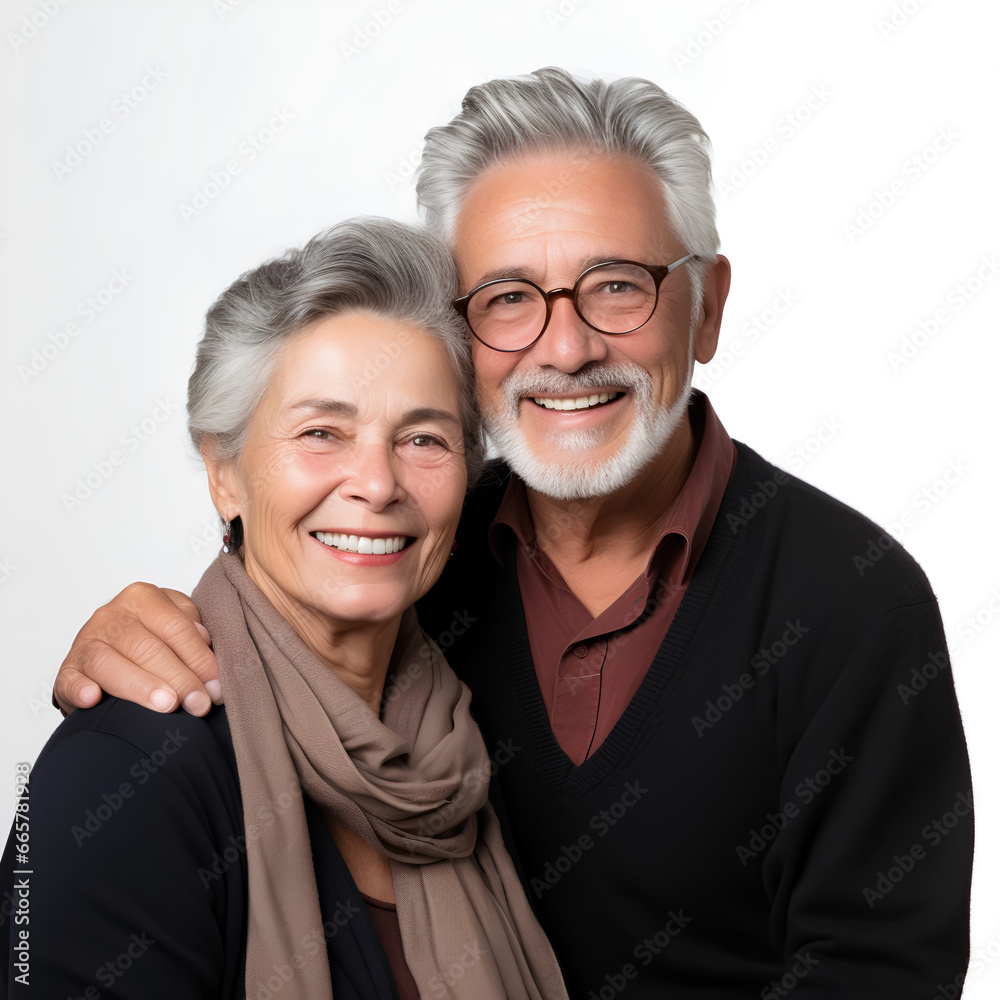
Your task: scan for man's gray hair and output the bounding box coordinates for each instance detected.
[416,67,719,300]
[187,217,483,474]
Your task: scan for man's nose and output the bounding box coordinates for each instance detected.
[529,292,610,373]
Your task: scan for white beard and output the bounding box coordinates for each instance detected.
[482,358,694,502]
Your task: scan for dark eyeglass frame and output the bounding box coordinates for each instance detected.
[452,254,698,353]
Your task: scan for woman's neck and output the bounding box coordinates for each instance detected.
[242,554,402,714]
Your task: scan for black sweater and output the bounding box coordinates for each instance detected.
[0,699,401,999]
[416,442,973,999]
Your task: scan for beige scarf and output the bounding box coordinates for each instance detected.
[192,552,568,1000]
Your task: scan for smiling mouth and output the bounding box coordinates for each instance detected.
[311,531,412,555]
[531,391,622,411]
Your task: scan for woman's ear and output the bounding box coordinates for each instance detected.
[201,437,241,522]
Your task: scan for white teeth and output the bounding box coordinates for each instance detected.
[313,532,408,554]
[532,391,620,410]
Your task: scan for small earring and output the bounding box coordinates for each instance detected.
[222,520,232,553]
[449,539,458,560]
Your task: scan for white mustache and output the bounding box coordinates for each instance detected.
[499,362,651,410]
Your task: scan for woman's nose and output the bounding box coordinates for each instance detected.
[340,446,406,511]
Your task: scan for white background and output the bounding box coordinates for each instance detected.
[1,0,997,990]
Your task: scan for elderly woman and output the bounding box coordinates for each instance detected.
[1,219,567,999]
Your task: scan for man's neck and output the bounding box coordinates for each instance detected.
[524,412,696,591]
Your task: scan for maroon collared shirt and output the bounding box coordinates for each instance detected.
[488,393,736,765]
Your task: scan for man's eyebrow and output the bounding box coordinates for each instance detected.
[402,407,463,427]
[289,399,358,416]
[578,254,636,271]
[468,256,634,289]
[470,266,544,286]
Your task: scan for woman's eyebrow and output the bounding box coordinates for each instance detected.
[289,398,357,416]
[289,400,460,426]
[402,407,463,426]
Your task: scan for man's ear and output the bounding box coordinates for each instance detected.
[693,254,731,365]
[200,437,241,522]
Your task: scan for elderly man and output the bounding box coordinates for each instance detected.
[52,69,972,998]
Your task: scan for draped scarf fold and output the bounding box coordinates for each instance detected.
[192,552,568,1000]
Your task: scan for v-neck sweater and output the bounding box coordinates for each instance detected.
[416,441,972,999]
[488,390,736,766]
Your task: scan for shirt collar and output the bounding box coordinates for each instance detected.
[487,390,736,579]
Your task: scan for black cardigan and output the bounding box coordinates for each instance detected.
[415,442,973,999]
[0,698,401,999]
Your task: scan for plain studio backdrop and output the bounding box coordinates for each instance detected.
[1,0,997,989]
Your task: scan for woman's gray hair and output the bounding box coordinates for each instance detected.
[187,217,483,478]
[415,67,719,305]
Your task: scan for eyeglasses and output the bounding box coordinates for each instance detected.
[453,255,697,353]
